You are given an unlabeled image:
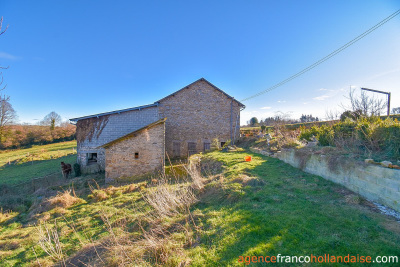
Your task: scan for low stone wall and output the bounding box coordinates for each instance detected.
[250,147,400,212]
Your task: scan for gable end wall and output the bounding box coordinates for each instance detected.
[158,80,241,158]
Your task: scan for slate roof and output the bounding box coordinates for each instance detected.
[69,103,159,123]
[98,118,167,149]
[70,78,244,123]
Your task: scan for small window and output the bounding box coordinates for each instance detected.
[203,142,211,152]
[135,152,139,159]
[220,142,226,148]
[87,153,97,164]
[188,142,197,156]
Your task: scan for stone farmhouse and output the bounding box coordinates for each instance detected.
[70,78,245,179]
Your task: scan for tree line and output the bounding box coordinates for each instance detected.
[0,112,76,149]
[247,114,319,127]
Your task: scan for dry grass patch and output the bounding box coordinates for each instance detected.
[27,190,84,223]
[0,209,17,223]
[36,221,66,265]
[48,189,84,209]
[123,183,138,193]
[88,184,140,202]
[89,189,110,201]
[231,174,266,187]
[29,258,55,267]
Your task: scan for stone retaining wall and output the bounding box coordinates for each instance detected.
[250,147,400,212]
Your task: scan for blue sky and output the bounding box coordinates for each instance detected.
[1,0,400,125]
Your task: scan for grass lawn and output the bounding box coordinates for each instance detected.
[0,141,77,185]
[188,151,400,266]
[0,149,399,266]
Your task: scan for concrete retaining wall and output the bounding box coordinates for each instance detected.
[251,147,400,212]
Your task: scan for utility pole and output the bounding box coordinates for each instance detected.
[361,87,391,116]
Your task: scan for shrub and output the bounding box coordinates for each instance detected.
[371,118,400,159]
[298,126,319,141]
[332,119,357,139]
[316,125,334,146]
[297,116,400,160]
[73,163,81,177]
[340,110,361,121]
[261,125,266,133]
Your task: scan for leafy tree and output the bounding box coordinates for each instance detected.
[40,111,62,130]
[300,114,319,123]
[249,117,259,126]
[340,110,361,121]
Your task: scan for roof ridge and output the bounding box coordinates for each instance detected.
[69,103,159,122]
[156,78,245,107]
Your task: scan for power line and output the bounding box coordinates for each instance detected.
[241,9,400,102]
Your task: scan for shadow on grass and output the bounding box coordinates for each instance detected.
[193,151,400,266]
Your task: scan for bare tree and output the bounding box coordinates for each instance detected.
[324,109,340,121]
[41,111,62,130]
[1,17,9,90]
[0,95,17,140]
[342,88,387,117]
[0,17,14,141]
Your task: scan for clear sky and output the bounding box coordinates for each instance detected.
[1,0,400,125]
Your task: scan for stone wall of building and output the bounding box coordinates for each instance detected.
[158,80,242,158]
[104,122,165,180]
[76,106,159,171]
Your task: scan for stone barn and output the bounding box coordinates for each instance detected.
[70,78,245,179]
[100,118,166,180]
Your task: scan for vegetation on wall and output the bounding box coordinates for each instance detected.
[299,116,400,161]
[76,115,110,143]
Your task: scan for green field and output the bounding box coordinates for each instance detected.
[0,146,399,266]
[189,152,400,265]
[0,141,77,185]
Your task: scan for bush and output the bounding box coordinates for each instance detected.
[297,116,400,160]
[332,119,357,139]
[73,163,81,177]
[298,126,319,141]
[371,118,400,159]
[340,110,361,121]
[316,125,334,146]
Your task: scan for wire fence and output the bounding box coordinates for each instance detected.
[0,171,69,196]
[0,148,76,167]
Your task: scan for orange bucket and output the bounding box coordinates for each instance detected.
[244,156,252,162]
